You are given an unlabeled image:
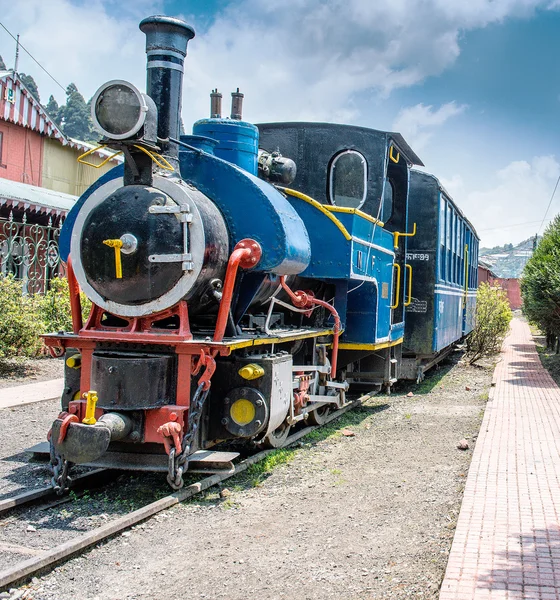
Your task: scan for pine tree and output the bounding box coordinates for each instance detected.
[0,55,6,70]
[521,214,560,349]
[19,73,40,102]
[45,95,62,127]
[60,83,95,142]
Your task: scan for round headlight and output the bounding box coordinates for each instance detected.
[91,80,148,140]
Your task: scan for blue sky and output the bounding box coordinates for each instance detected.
[1,0,559,248]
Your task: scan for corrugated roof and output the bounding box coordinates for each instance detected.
[0,72,121,164]
[0,71,66,142]
[0,177,77,213]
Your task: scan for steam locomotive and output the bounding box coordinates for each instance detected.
[43,15,479,491]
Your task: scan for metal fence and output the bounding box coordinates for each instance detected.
[0,210,65,294]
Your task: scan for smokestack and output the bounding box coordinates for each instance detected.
[139,16,195,163]
[231,88,243,120]
[210,89,222,118]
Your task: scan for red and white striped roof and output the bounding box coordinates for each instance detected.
[0,71,66,143]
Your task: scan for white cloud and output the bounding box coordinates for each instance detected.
[392,102,467,151]
[1,0,558,124]
[446,155,560,247]
[0,0,163,104]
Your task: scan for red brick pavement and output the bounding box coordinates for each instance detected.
[440,318,560,600]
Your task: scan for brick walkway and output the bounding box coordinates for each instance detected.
[440,318,560,599]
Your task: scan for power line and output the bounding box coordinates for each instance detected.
[537,174,560,235]
[0,21,66,93]
[479,218,552,233]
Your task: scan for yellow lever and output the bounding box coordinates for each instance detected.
[82,390,98,425]
[103,238,123,279]
[393,223,417,249]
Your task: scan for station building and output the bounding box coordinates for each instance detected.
[0,70,122,293]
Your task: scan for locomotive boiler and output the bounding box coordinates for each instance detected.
[43,14,478,492]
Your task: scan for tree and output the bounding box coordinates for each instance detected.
[466,283,512,364]
[44,95,62,127]
[60,83,95,142]
[0,55,6,70]
[19,73,40,102]
[521,215,560,351]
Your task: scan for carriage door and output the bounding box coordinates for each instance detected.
[381,145,410,327]
[462,227,469,334]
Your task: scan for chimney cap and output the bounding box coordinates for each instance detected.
[139,15,195,54]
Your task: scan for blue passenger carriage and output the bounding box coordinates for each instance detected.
[401,171,479,381]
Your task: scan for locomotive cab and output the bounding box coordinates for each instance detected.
[257,123,423,389]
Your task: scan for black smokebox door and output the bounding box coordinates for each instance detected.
[81,185,184,305]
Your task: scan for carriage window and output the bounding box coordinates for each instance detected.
[380,179,394,222]
[329,150,367,209]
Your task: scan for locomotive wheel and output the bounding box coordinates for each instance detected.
[261,423,291,449]
[306,405,330,426]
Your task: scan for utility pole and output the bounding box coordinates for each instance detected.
[13,34,19,73]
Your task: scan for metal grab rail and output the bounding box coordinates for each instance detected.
[405,264,413,307]
[393,222,417,249]
[463,244,469,308]
[390,263,401,310]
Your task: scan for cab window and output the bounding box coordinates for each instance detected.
[329,150,367,209]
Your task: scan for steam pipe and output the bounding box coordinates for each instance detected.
[139,15,195,166]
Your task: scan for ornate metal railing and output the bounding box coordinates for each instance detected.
[0,211,66,294]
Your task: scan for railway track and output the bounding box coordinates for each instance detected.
[0,396,365,592]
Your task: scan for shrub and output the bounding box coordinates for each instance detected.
[0,275,43,359]
[0,275,92,360]
[466,283,513,364]
[38,276,91,334]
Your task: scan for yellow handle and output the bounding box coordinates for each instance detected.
[405,264,413,307]
[103,239,123,279]
[389,145,400,164]
[133,144,174,171]
[393,223,417,249]
[390,263,401,310]
[82,390,98,425]
[77,144,123,168]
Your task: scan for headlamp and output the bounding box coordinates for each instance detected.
[91,80,149,140]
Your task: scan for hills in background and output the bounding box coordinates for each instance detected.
[479,236,538,278]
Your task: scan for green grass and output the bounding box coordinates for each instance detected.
[536,344,560,387]
[303,402,387,443]
[244,447,298,487]
[393,355,457,396]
